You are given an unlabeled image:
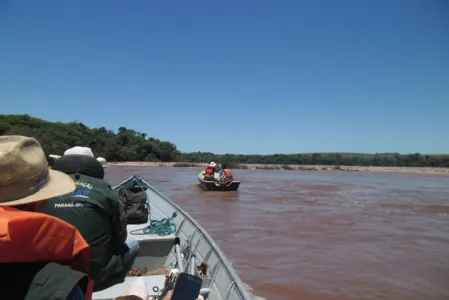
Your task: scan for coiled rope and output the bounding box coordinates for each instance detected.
[130,216,177,236]
[127,176,178,236]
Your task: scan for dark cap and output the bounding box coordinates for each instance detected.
[53,154,105,179]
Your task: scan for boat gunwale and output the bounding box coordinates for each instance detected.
[114,175,252,300]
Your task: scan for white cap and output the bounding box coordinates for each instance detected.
[64,146,94,158]
[209,161,216,167]
[96,157,110,168]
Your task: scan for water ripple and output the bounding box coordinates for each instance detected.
[105,167,449,300]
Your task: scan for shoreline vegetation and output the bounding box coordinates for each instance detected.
[110,161,449,175]
[2,114,449,175]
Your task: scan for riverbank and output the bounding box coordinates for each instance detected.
[109,161,449,175]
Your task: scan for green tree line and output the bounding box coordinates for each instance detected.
[181,152,449,168]
[0,114,180,162]
[1,114,448,167]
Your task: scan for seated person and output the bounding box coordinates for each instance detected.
[203,162,216,180]
[203,162,224,182]
[213,163,223,181]
[0,135,92,300]
[37,151,139,289]
[220,163,234,184]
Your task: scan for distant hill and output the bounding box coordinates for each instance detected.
[1,114,448,167]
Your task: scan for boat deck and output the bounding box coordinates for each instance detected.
[93,175,253,300]
[92,275,166,299]
[92,223,176,300]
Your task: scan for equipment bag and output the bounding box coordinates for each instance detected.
[118,185,149,224]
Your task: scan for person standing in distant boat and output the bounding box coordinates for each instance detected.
[37,146,140,290]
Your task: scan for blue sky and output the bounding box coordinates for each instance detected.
[1,0,448,154]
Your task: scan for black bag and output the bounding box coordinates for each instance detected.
[118,185,149,224]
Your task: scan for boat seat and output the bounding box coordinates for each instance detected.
[92,275,167,300]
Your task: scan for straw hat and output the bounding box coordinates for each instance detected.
[0,136,76,206]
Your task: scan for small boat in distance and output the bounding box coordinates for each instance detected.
[197,172,241,191]
[92,175,252,300]
[197,163,241,191]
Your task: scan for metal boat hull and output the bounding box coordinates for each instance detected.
[197,177,241,191]
[197,172,241,191]
[92,175,251,300]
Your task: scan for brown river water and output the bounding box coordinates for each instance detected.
[105,166,449,300]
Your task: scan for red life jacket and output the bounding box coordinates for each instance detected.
[224,169,234,183]
[0,206,93,300]
[205,165,215,177]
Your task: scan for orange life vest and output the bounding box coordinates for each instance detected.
[224,169,234,183]
[0,206,93,300]
[205,165,215,178]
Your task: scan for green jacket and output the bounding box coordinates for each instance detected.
[39,173,128,284]
[1,262,88,300]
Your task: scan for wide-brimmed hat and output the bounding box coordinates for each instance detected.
[0,136,76,206]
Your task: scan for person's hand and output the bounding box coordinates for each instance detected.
[161,290,172,300]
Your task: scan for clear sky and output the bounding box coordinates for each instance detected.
[1,0,448,154]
